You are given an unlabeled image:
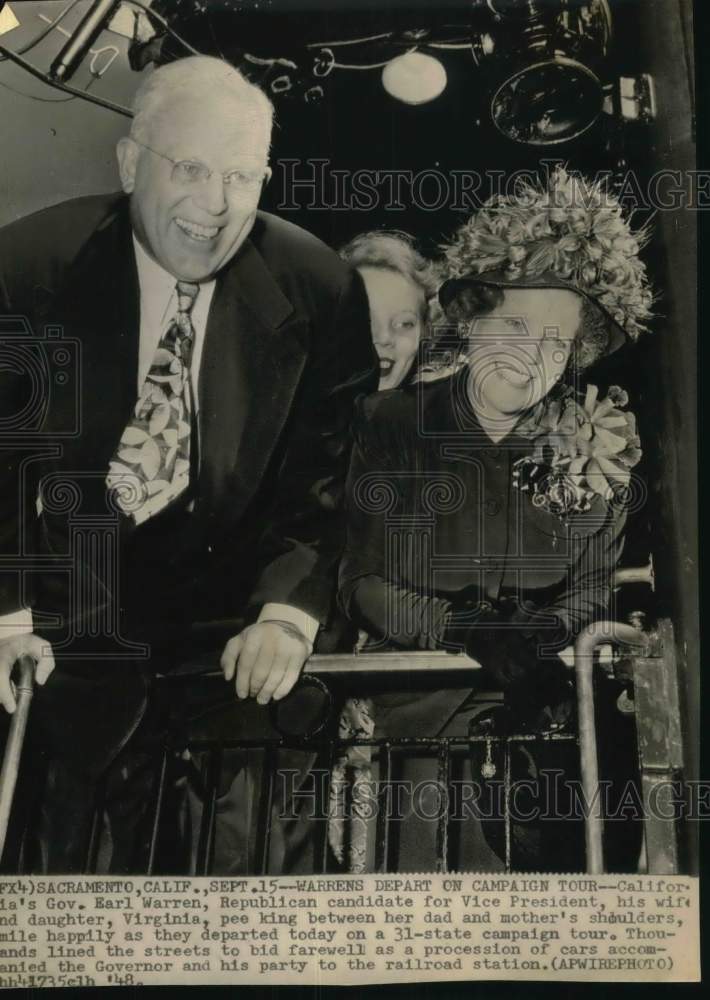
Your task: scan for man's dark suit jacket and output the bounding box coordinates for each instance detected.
[0,194,376,768]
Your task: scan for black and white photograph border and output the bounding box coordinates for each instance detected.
[0,0,701,987]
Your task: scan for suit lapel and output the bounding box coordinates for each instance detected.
[52,206,307,528]
[198,235,307,523]
[52,201,140,475]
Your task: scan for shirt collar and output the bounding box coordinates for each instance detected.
[132,234,184,328]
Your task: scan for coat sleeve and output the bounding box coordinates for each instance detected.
[338,394,454,648]
[0,197,107,621]
[339,399,628,657]
[546,503,627,638]
[511,501,628,651]
[246,266,379,626]
[0,392,34,620]
[0,218,47,621]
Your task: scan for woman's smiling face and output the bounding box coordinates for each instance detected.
[465,287,582,425]
[359,266,425,390]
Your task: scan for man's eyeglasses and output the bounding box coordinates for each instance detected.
[133,140,268,193]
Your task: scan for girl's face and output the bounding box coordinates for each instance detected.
[359,266,425,390]
[465,287,581,425]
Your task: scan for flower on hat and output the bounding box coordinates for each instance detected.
[514,383,642,519]
[443,166,654,340]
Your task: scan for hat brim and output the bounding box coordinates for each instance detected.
[438,269,627,356]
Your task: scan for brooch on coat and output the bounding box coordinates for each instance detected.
[513,384,642,522]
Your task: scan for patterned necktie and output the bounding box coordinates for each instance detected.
[107,280,200,525]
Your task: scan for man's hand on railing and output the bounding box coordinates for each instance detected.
[220,621,313,705]
[0,635,54,714]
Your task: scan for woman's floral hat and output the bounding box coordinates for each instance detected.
[440,165,654,349]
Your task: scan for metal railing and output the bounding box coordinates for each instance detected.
[0,601,685,875]
[0,656,35,857]
[141,626,644,876]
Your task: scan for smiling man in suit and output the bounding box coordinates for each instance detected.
[0,55,376,872]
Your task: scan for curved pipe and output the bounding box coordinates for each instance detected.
[574,622,646,873]
[613,554,655,591]
[0,657,36,860]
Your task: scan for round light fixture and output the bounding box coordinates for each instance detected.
[491,58,604,145]
[382,51,447,105]
[472,0,612,145]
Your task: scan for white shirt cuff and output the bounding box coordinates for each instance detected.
[0,609,33,638]
[257,604,319,645]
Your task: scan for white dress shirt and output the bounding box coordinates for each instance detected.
[0,237,318,646]
[134,236,215,405]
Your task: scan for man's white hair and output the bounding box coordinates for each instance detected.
[129,55,274,154]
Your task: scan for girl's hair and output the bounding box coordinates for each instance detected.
[339,231,439,302]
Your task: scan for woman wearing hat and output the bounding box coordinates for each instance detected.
[335,167,653,872]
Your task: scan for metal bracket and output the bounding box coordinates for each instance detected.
[632,618,684,874]
[619,74,657,123]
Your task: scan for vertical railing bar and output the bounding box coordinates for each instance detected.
[504,735,512,874]
[577,656,604,873]
[374,743,392,874]
[318,740,336,874]
[85,778,106,874]
[0,657,35,864]
[435,741,450,875]
[195,746,221,876]
[257,747,276,876]
[573,623,645,874]
[146,747,170,876]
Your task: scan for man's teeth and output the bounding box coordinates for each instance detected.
[175,218,219,241]
[379,358,394,373]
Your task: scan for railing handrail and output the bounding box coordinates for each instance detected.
[156,650,483,681]
[574,621,646,874]
[0,620,657,873]
[306,650,482,674]
[0,656,37,859]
